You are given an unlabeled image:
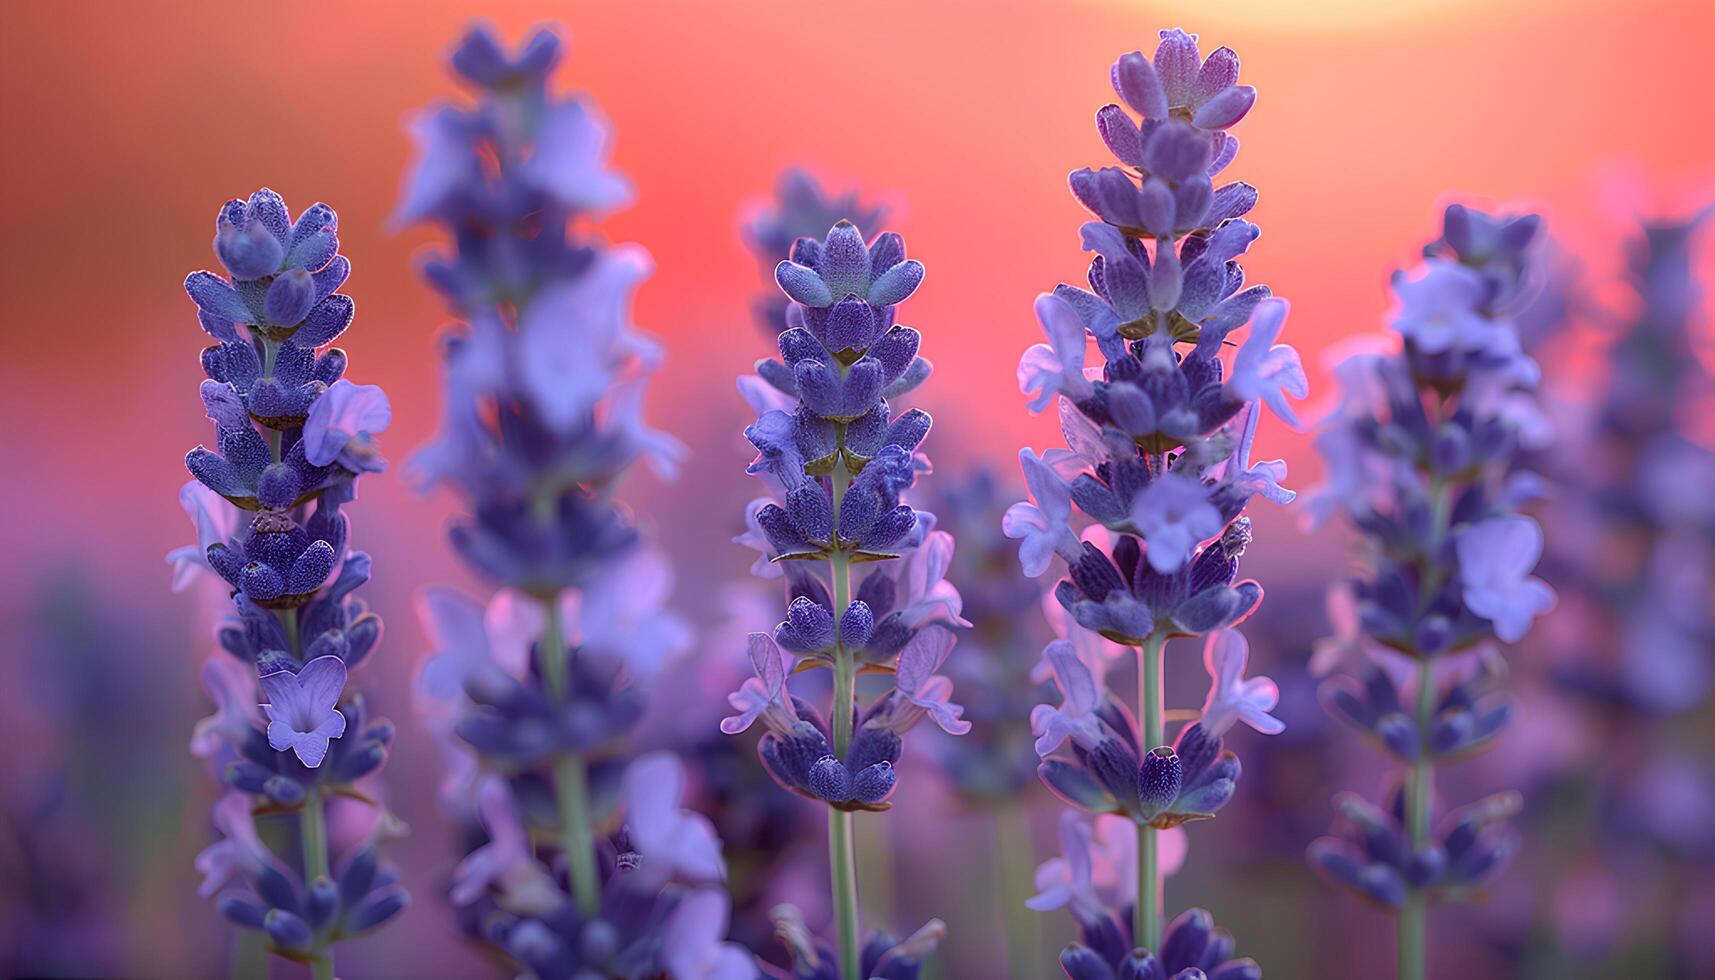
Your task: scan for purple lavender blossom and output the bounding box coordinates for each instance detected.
[730,201,964,974]
[173,188,404,976]
[744,169,888,339]
[1012,29,1293,966]
[260,656,349,767]
[401,24,746,976]
[1304,202,1555,979]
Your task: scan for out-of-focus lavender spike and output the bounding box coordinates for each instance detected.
[1303,202,1555,979]
[400,24,748,976]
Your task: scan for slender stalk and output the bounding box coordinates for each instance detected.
[539,596,600,918]
[825,447,861,979]
[830,545,854,758]
[1400,657,1436,980]
[1135,633,1166,952]
[996,802,1044,977]
[829,808,861,980]
[554,754,601,917]
[300,791,334,980]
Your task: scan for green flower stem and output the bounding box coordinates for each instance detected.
[826,444,861,980]
[300,790,334,980]
[1135,632,1166,953]
[1400,656,1437,980]
[540,595,600,918]
[829,808,861,980]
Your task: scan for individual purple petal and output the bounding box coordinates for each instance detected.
[869,258,925,307]
[623,752,726,883]
[776,260,833,307]
[522,99,634,214]
[1199,630,1284,737]
[1153,29,1202,106]
[303,380,392,469]
[1193,85,1257,130]
[1455,516,1555,643]
[1111,51,1168,119]
[185,271,252,323]
[1228,298,1308,427]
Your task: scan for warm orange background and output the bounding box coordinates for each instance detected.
[1,1,1711,976]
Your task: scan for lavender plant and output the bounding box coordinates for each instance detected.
[1006,28,1299,976]
[1524,209,1714,972]
[1303,204,1557,980]
[725,210,964,976]
[176,188,403,978]
[401,26,750,977]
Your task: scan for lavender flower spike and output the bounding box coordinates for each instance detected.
[1015,29,1293,966]
[1305,202,1555,980]
[730,208,965,977]
[402,26,747,976]
[173,188,404,977]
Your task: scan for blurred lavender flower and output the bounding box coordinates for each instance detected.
[768,904,945,980]
[1520,208,1715,969]
[1304,203,1555,978]
[1011,28,1292,963]
[173,188,403,976]
[401,24,747,976]
[729,204,964,975]
[743,169,887,340]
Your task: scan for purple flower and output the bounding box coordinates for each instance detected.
[622,752,726,884]
[1027,812,1186,919]
[1456,515,1555,643]
[882,626,970,735]
[572,545,693,677]
[195,793,274,898]
[191,656,260,759]
[451,777,561,914]
[1004,448,1080,577]
[1389,260,1497,355]
[1113,30,1256,132]
[1227,297,1307,427]
[1223,403,1295,506]
[1030,640,1107,755]
[260,655,348,768]
[1127,474,1222,573]
[521,100,634,215]
[1198,630,1284,737]
[517,247,658,432]
[167,481,243,591]
[660,889,756,980]
[1019,292,1094,412]
[1308,581,1364,678]
[890,530,971,631]
[303,380,392,472]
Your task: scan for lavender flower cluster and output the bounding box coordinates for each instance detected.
[1007,28,1299,978]
[174,188,403,978]
[1303,204,1556,978]
[401,27,749,978]
[724,204,962,975]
